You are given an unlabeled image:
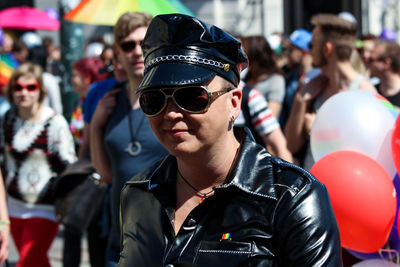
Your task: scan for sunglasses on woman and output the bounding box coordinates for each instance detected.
[14,82,40,92]
[139,86,232,117]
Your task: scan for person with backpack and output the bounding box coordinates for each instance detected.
[235,81,292,162]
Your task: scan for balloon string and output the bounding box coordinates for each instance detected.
[378,246,400,264]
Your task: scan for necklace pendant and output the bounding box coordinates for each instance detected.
[125,141,142,157]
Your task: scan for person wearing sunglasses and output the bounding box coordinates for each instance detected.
[117,14,342,266]
[3,62,76,266]
[89,12,169,266]
[369,39,400,110]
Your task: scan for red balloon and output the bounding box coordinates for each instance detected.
[310,150,396,253]
[398,208,400,241]
[392,115,400,174]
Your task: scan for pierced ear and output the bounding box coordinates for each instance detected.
[323,42,334,58]
[384,58,392,69]
[230,88,242,118]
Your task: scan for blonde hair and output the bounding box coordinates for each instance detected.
[6,62,46,104]
[350,49,367,76]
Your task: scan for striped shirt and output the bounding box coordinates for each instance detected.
[235,81,279,136]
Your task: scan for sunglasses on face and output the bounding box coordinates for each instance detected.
[14,82,40,92]
[369,57,385,63]
[139,86,232,117]
[119,40,142,53]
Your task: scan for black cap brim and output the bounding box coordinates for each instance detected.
[137,62,217,93]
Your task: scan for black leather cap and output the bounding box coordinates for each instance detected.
[137,14,248,92]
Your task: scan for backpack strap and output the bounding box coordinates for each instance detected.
[241,84,252,130]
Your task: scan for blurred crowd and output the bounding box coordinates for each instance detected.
[0,9,397,267]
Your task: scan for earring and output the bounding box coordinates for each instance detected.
[230,115,235,122]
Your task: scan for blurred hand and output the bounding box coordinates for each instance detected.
[91,88,121,129]
[304,112,316,136]
[0,224,10,264]
[296,74,328,104]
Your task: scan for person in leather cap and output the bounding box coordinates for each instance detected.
[118,14,342,266]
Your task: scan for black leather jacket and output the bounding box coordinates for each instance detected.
[118,128,342,266]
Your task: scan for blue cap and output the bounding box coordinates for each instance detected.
[289,29,312,52]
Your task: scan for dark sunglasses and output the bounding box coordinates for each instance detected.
[369,57,385,63]
[119,40,142,53]
[14,82,40,92]
[139,86,232,117]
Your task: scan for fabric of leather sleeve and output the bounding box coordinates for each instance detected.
[273,174,343,267]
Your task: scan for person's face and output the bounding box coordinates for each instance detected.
[310,26,326,68]
[145,76,241,157]
[101,48,114,65]
[12,75,41,109]
[361,40,375,67]
[2,34,13,53]
[71,68,89,96]
[14,48,29,64]
[116,26,147,80]
[287,45,303,66]
[369,44,387,77]
[46,44,55,58]
[301,53,313,69]
[51,48,61,61]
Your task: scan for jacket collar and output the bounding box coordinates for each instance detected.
[127,127,277,201]
[217,128,277,200]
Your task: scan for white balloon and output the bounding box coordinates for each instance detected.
[311,90,396,178]
[352,259,400,267]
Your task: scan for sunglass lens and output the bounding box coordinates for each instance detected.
[120,41,133,52]
[140,91,165,116]
[27,85,38,91]
[120,41,141,53]
[14,85,23,91]
[175,87,209,112]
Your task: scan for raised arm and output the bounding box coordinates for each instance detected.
[284,75,325,154]
[262,128,293,163]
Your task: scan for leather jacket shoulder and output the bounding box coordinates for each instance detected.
[118,128,342,267]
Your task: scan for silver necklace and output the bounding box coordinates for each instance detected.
[124,95,145,157]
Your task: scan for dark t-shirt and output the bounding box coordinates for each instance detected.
[377,83,400,110]
[83,77,118,123]
[385,91,400,109]
[104,86,169,258]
